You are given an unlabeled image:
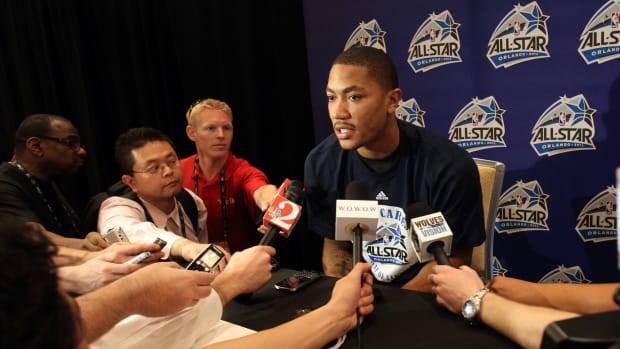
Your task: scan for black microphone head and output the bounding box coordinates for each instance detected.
[345,180,369,200]
[284,180,305,204]
[406,202,434,221]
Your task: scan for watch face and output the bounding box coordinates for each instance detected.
[462,300,476,319]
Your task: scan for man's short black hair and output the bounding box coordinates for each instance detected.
[332,46,399,90]
[115,127,176,175]
[13,114,69,154]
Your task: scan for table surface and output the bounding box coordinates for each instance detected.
[222,268,521,349]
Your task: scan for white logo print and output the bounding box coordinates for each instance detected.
[344,19,387,52]
[578,0,620,64]
[530,94,597,157]
[487,2,550,68]
[407,10,462,73]
[375,191,389,201]
[396,98,426,128]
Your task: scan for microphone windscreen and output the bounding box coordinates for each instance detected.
[284,180,304,203]
[406,202,434,221]
[345,181,369,200]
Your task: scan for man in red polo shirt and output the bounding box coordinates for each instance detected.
[181,98,277,253]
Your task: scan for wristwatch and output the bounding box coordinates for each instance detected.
[461,287,491,325]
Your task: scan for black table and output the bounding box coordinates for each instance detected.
[223,269,521,349]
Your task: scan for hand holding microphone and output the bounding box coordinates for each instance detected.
[407,202,454,266]
[258,179,304,246]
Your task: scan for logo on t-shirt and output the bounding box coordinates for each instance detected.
[375,191,389,201]
[538,265,591,284]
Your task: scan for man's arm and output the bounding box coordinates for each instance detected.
[77,262,216,343]
[202,263,375,349]
[429,265,580,349]
[489,276,620,314]
[252,184,278,211]
[402,246,473,292]
[322,238,353,278]
[479,293,580,349]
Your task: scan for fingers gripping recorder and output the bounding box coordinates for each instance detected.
[258,179,304,246]
[407,202,453,266]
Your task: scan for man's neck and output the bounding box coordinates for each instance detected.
[356,119,400,159]
[197,152,228,180]
[148,197,177,215]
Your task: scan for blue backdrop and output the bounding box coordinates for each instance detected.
[303,0,620,283]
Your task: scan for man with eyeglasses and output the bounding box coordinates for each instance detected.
[98,127,234,264]
[0,114,108,251]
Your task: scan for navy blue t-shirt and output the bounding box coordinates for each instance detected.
[304,119,485,286]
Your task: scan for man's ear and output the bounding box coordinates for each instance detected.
[186,124,197,142]
[121,174,138,193]
[386,87,403,115]
[25,137,44,157]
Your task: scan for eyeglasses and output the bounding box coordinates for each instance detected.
[38,136,83,152]
[132,157,180,175]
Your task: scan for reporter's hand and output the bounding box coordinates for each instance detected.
[118,262,217,317]
[211,245,275,305]
[82,231,110,251]
[325,262,374,332]
[428,265,484,313]
[58,243,165,294]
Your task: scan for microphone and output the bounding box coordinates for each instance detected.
[407,202,453,266]
[335,181,379,265]
[258,179,304,246]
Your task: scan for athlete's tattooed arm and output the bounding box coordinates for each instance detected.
[322,238,353,277]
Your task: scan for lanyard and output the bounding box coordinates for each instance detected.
[176,198,186,238]
[193,157,228,242]
[11,161,79,235]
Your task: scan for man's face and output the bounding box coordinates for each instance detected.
[186,108,233,160]
[39,119,86,176]
[326,64,401,156]
[124,141,183,206]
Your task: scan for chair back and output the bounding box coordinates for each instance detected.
[472,158,505,281]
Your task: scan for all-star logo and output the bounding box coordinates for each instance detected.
[575,186,617,243]
[578,0,620,64]
[530,94,597,157]
[344,19,387,52]
[448,96,507,152]
[396,98,426,128]
[407,10,462,73]
[487,2,550,68]
[491,257,508,278]
[538,265,591,284]
[496,180,550,234]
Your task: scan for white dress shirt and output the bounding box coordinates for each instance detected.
[98,188,208,258]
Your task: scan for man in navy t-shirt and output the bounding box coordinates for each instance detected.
[304,46,485,291]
